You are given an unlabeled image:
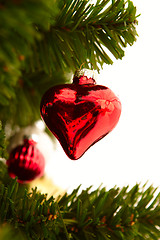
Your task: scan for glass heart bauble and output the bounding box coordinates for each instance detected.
[40,69,121,160]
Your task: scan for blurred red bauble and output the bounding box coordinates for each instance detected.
[40,69,121,160]
[7,138,45,183]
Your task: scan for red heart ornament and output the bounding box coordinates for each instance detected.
[40,69,121,160]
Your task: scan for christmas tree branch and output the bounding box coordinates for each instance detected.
[0,122,8,159]
[0,0,139,127]
[30,0,138,73]
[0,162,159,240]
[0,0,59,126]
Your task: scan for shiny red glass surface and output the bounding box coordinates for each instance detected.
[7,139,45,183]
[40,76,121,160]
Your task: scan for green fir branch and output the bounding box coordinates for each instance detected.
[0,0,139,127]
[29,0,138,73]
[0,0,139,78]
[0,0,58,112]
[0,162,159,240]
[0,70,69,127]
[0,122,8,159]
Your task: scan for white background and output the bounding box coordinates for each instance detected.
[45,0,160,193]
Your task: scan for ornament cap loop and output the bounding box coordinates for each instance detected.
[73,68,97,85]
[23,134,38,145]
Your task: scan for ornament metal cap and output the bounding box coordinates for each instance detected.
[23,134,38,145]
[74,68,98,82]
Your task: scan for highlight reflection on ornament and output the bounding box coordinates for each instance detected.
[40,69,121,160]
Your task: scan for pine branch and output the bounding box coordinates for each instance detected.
[0,71,69,127]
[0,0,139,81]
[0,0,139,127]
[0,122,8,159]
[0,0,58,113]
[0,162,159,240]
[0,224,26,240]
[30,0,138,72]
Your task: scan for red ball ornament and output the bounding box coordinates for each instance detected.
[40,69,121,160]
[7,138,45,183]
